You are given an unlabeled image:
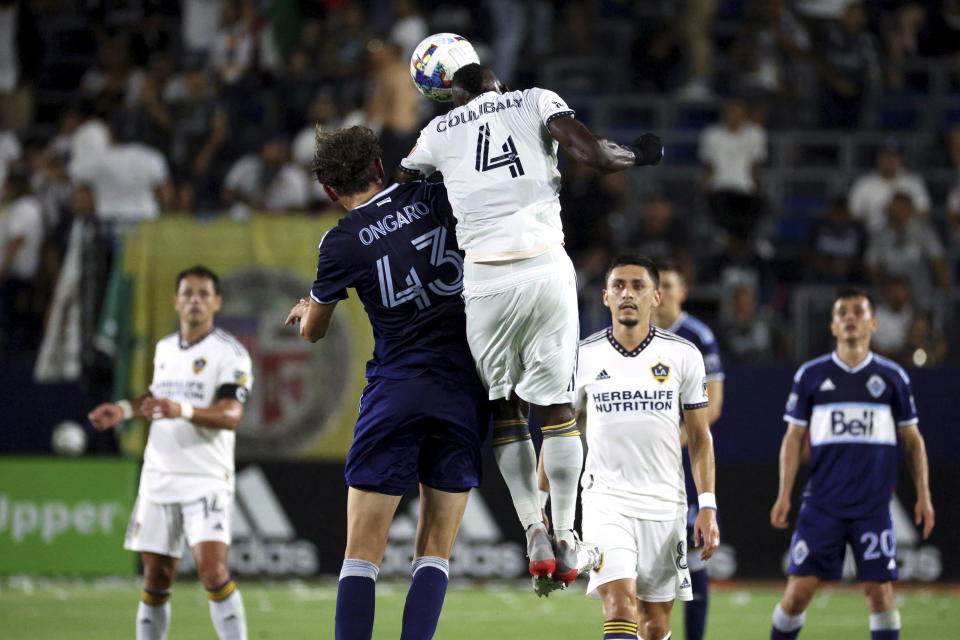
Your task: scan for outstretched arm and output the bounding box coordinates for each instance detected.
[139,397,244,431]
[771,421,805,529]
[899,423,935,539]
[88,391,152,431]
[547,116,662,173]
[285,297,337,342]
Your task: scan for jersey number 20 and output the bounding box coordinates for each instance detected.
[476,123,525,178]
[376,225,464,310]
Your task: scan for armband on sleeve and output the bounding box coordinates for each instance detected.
[215,383,249,403]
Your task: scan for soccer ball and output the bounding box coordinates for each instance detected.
[51,420,87,456]
[409,33,479,102]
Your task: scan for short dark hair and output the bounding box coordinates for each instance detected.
[312,125,381,196]
[833,286,874,314]
[176,265,220,294]
[452,63,486,96]
[656,258,682,278]
[605,254,660,289]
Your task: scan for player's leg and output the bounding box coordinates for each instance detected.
[598,580,639,639]
[683,490,709,640]
[637,600,674,640]
[183,492,246,640]
[863,582,900,640]
[491,395,554,577]
[339,488,403,640]
[125,498,184,640]
[400,485,470,640]
[771,575,819,639]
[139,552,178,640]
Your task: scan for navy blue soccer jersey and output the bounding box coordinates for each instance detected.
[783,352,918,519]
[310,181,476,380]
[666,312,724,381]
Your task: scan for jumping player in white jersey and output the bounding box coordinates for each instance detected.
[575,255,719,640]
[768,287,934,640]
[653,261,724,640]
[399,62,664,587]
[88,266,253,640]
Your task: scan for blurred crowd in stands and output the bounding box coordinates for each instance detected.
[1,0,959,369]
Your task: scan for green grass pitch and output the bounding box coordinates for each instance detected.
[1,578,957,638]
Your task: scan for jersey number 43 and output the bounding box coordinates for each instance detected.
[376,225,464,310]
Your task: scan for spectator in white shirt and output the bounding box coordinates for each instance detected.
[0,162,43,349]
[872,276,914,358]
[209,0,254,86]
[69,128,173,224]
[864,192,949,310]
[848,137,930,237]
[699,97,768,243]
[223,137,309,215]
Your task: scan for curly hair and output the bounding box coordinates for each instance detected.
[312,125,382,196]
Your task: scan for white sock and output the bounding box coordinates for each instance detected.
[772,603,805,632]
[137,591,170,640]
[208,583,247,640]
[869,609,901,631]
[492,436,542,529]
[542,433,583,531]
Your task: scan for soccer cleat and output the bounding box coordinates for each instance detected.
[552,530,601,586]
[526,522,556,578]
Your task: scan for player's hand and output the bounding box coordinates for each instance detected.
[770,497,791,529]
[693,509,719,560]
[915,497,935,540]
[285,297,310,326]
[87,403,124,431]
[140,397,182,421]
[631,133,664,166]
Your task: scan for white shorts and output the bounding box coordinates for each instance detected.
[462,246,578,406]
[583,503,692,603]
[124,491,233,557]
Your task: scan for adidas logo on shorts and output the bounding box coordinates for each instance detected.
[680,577,691,589]
[596,369,610,381]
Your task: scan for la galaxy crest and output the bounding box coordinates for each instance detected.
[193,357,207,374]
[651,362,670,384]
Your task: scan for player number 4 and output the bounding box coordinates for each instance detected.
[475,123,525,178]
[376,225,464,310]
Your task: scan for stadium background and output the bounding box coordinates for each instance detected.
[0,0,958,636]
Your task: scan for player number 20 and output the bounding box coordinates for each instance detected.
[860,528,895,560]
[376,225,464,310]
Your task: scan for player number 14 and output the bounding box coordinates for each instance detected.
[376,225,464,310]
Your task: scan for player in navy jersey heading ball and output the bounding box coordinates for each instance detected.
[285,126,488,640]
[768,287,934,640]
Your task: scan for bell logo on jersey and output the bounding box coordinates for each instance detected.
[192,358,206,374]
[867,374,886,398]
[651,362,670,384]
[830,409,874,436]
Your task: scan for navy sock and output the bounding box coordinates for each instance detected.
[871,632,899,640]
[400,557,450,640]
[770,628,802,640]
[602,618,637,639]
[335,559,378,640]
[684,569,709,640]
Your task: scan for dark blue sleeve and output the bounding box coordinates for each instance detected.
[891,370,919,426]
[700,331,724,380]
[783,367,811,426]
[310,228,353,304]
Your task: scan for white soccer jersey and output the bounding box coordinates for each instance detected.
[139,327,253,503]
[400,88,575,258]
[576,327,709,521]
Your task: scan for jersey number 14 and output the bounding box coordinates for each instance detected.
[376,225,464,310]
[476,123,525,178]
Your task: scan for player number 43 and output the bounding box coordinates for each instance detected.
[376,225,464,310]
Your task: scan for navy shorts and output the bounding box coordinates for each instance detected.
[344,372,490,495]
[787,501,898,582]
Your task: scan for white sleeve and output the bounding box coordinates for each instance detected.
[151,150,170,185]
[909,175,931,213]
[224,158,249,190]
[529,88,575,127]
[215,346,254,403]
[680,346,710,411]
[8,200,42,236]
[698,128,716,165]
[848,178,867,220]
[754,127,768,163]
[399,128,437,176]
[573,351,587,414]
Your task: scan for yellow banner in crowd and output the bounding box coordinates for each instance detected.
[108,213,371,461]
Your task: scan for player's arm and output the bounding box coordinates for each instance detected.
[686,406,720,559]
[87,391,152,431]
[140,396,245,430]
[706,378,724,425]
[285,296,337,342]
[547,116,662,173]
[899,423,935,539]
[770,421,805,529]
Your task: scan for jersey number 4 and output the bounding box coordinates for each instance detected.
[475,123,525,178]
[376,225,464,310]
